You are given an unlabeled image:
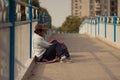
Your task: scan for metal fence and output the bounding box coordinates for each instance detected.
[0,0,47,80]
[79,13,120,47]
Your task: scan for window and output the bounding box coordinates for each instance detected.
[75,13,78,15]
[75,3,78,6]
[75,0,77,2]
[75,10,78,12]
[90,5,93,9]
[111,1,114,6]
[96,11,101,15]
[111,8,114,11]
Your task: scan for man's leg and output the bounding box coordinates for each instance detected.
[41,43,57,61]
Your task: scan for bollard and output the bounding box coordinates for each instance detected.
[113,13,117,42]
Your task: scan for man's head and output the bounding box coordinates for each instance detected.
[34,24,48,36]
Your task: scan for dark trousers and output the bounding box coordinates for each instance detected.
[40,40,70,61]
[41,43,57,61]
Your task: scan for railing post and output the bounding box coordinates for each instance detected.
[43,12,48,26]
[39,10,43,24]
[98,15,100,35]
[28,0,32,58]
[113,13,117,42]
[9,0,15,80]
[104,14,107,38]
[95,19,97,36]
[90,18,92,35]
[87,19,89,33]
[38,9,40,23]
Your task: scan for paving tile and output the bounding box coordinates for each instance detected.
[27,34,120,80]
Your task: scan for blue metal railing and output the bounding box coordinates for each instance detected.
[113,13,117,42]
[28,0,33,58]
[104,14,107,38]
[80,13,120,43]
[0,1,52,80]
[98,15,100,35]
[0,0,41,80]
[9,1,15,80]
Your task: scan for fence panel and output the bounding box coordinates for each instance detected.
[14,23,30,80]
[99,23,104,38]
[0,27,10,80]
[0,0,10,80]
[117,25,120,45]
[106,24,114,42]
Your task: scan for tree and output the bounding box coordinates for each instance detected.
[59,16,82,33]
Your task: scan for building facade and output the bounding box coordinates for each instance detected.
[109,0,120,16]
[71,0,120,18]
[118,0,120,16]
[71,0,81,17]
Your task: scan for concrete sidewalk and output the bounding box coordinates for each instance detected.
[28,34,120,80]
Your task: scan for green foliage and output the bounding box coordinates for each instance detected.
[59,16,82,33]
[21,0,28,3]
[51,25,58,30]
[40,7,51,17]
[32,0,40,7]
[40,7,48,14]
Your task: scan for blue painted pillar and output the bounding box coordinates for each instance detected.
[38,7,43,24]
[9,0,15,80]
[43,12,48,26]
[28,0,32,58]
[87,19,89,33]
[113,13,117,42]
[95,19,97,36]
[42,13,45,25]
[104,14,107,38]
[98,15,100,35]
[38,9,40,23]
[49,18,51,28]
[39,11,43,24]
[90,18,92,35]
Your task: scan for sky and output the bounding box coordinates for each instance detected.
[40,0,71,27]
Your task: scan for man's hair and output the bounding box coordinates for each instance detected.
[34,24,47,34]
